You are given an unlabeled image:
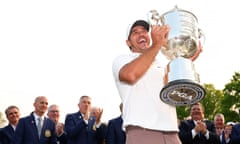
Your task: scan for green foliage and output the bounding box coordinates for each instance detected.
[221,71,240,122]
[177,71,240,122]
[176,105,190,120]
[201,84,223,120]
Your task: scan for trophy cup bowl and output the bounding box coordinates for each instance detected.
[148,6,206,106]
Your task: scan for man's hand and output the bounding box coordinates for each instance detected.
[151,25,170,49]
[190,41,203,61]
[195,120,207,134]
[95,108,103,124]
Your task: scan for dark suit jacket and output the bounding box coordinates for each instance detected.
[57,132,67,144]
[220,130,231,144]
[1,124,15,144]
[97,122,108,144]
[230,123,240,144]
[0,128,9,144]
[64,111,106,144]
[179,119,220,144]
[13,113,57,144]
[106,115,126,144]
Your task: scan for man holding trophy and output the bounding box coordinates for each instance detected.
[112,6,204,144]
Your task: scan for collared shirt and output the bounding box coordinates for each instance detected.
[80,113,89,124]
[10,124,16,131]
[33,113,44,127]
[112,52,178,132]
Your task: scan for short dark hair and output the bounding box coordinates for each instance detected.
[5,105,19,115]
[190,102,204,112]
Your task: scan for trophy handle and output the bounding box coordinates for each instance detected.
[198,28,206,47]
[147,10,162,26]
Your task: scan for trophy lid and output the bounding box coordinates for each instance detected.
[162,5,198,23]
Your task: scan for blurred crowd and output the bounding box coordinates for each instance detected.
[1,95,240,144]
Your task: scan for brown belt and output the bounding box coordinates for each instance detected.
[126,125,177,134]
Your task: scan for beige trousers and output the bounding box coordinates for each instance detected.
[126,126,182,144]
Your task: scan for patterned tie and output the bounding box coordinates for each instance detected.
[37,117,42,138]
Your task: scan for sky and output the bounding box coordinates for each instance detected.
[0,0,239,124]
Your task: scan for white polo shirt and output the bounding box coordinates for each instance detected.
[112,52,179,132]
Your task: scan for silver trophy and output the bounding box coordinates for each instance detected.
[148,6,205,106]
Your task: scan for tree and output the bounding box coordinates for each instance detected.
[201,84,223,120]
[221,71,240,122]
[176,104,190,120]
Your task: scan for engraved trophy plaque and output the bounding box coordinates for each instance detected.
[148,6,206,106]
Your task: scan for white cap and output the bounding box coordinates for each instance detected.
[126,20,150,40]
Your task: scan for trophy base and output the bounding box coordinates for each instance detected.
[160,79,205,106]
